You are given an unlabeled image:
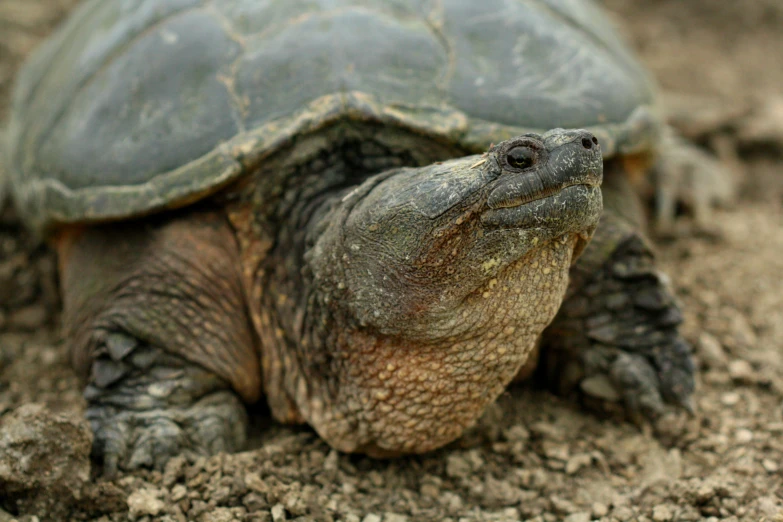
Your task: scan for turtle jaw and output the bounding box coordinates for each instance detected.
[481,183,603,232]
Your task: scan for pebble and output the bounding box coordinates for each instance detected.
[446,454,472,479]
[563,512,591,522]
[762,459,779,473]
[591,502,608,518]
[652,505,673,521]
[580,374,621,401]
[565,453,592,475]
[698,332,727,368]
[735,429,754,443]
[612,506,635,521]
[271,504,286,521]
[542,440,570,461]
[127,488,165,518]
[383,514,409,522]
[362,515,381,522]
[721,392,740,406]
[728,360,755,383]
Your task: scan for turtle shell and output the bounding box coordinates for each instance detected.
[7,0,661,235]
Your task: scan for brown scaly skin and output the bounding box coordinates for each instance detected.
[58,212,255,474]
[57,128,690,471]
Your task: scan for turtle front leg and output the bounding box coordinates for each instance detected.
[57,212,260,474]
[542,170,695,420]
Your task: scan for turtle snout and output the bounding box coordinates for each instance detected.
[580,132,599,150]
[549,129,603,188]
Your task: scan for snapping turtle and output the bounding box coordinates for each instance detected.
[7,0,701,472]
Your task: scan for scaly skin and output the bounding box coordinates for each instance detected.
[58,212,257,474]
[248,129,603,456]
[60,129,604,471]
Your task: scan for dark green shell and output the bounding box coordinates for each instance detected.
[7,0,660,234]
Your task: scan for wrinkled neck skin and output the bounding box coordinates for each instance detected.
[229,127,601,457]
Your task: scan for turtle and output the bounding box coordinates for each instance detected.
[6,0,710,474]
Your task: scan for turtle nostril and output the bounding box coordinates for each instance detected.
[592,136,599,146]
[581,137,593,149]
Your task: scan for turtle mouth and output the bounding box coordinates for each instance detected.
[480,183,603,230]
[486,177,601,210]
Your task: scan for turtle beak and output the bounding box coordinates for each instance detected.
[481,130,604,234]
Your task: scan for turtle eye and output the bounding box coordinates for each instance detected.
[505,146,537,170]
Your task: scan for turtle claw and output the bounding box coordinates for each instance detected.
[83,336,248,474]
[609,352,667,420]
[574,341,694,424]
[88,390,247,475]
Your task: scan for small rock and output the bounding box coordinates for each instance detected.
[271,503,286,521]
[171,484,187,502]
[550,496,578,515]
[755,496,781,517]
[245,472,268,494]
[439,491,464,511]
[613,506,635,521]
[563,512,591,522]
[728,360,756,383]
[362,515,382,522]
[446,453,473,479]
[652,505,673,521]
[323,449,339,472]
[565,453,592,475]
[591,502,608,518]
[0,403,92,519]
[698,332,727,368]
[581,374,621,401]
[503,425,530,442]
[200,507,242,522]
[735,429,754,443]
[368,470,384,487]
[383,514,409,522]
[720,392,740,406]
[162,455,187,487]
[542,441,570,461]
[739,95,783,145]
[127,488,165,518]
[762,459,779,473]
[484,475,522,506]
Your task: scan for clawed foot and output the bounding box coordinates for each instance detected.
[652,127,736,237]
[87,390,247,475]
[83,333,248,475]
[544,235,695,422]
[577,338,694,421]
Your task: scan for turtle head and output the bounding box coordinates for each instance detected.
[310,128,603,332]
[299,128,603,455]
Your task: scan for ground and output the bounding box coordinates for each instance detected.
[1,1,783,521]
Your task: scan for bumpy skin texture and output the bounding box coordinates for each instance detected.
[244,130,603,456]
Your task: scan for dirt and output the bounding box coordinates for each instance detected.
[1,1,783,521]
